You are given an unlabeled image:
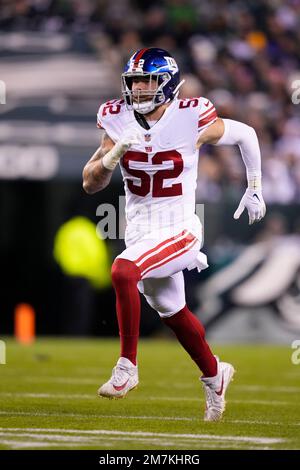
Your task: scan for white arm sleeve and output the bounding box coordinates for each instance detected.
[215,118,262,187]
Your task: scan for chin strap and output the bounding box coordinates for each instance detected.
[172,79,185,99]
[134,110,151,130]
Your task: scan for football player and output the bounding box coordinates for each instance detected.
[83,48,266,421]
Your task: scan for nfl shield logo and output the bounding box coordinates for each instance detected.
[145,146,152,152]
[144,134,151,142]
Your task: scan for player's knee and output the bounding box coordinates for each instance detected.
[111,258,141,286]
[162,305,206,338]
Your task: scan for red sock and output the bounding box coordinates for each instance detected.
[162,305,217,377]
[111,258,141,365]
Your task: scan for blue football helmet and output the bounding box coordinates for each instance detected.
[122,47,183,115]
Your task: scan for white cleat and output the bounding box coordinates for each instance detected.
[200,359,235,422]
[98,357,139,399]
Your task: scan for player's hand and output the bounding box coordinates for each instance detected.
[119,126,143,150]
[234,188,266,225]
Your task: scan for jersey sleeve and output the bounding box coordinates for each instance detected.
[96,100,114,131]
[96,110,104,129]
[197,97,218,132]
[96,99,124,142]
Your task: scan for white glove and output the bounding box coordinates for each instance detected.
[234,188,266,225]
[102,126,143,171]
[119,126,143,151]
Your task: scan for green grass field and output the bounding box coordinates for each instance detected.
[0,338,299,450]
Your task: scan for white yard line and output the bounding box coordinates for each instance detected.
[227,419,299,426]
[148,396,294,405]
[0,410,299,425]
[3,375,300,391]
[0,436,274,451]
[1,410,300,427]
[0,392,296,406]
[156,382,300,393]
[0,392,93,399]
[0,427,284,445]
[0,440,74,449]
[0,410,195,421]
[234,385,300,393]
[149,396,295,406]
[0,431,179,448]
[0,432,92,443]
[0,437,179,449]
[25,377,101,385]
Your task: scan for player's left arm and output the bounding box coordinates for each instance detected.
[196,117,266,225]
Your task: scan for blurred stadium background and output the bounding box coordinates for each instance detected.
[1,0,300,343]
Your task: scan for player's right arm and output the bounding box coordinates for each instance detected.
[82,131,115,194]
[83,126,143,194]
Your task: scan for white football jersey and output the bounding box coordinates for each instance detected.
[97,97,217,238]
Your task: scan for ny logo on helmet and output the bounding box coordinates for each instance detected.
[164,57,178,75]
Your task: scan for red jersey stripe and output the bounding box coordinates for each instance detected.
[133,230,187,265]
[141,237,199,277]
[138,232,196,274]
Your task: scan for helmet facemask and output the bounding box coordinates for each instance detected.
[122,72,172,115]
